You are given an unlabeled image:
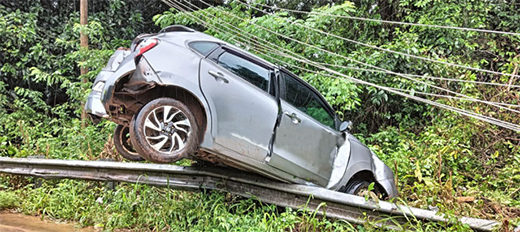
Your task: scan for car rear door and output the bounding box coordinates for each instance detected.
[268,71,339,187]
[199,46,278,162]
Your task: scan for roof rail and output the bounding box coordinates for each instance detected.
[159,25,195,33]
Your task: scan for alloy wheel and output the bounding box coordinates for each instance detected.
[143,106,192,153]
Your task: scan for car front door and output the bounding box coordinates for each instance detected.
[199,47,278,162]
[268,71,339,187]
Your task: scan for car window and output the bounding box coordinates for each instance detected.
[217,52,270,91]
[189,41,219,56]
[281,72,335,128]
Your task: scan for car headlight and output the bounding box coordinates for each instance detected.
[92,81,105,92]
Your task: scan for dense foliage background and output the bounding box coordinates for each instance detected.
[0,0,519,230]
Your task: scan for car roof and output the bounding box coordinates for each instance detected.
[156,26,336,120]
[157,25,276,68]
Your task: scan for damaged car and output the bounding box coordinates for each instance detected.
[85,25,398,198]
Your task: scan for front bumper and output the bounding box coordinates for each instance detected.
[371,152,398,198]
[377,178,398,199]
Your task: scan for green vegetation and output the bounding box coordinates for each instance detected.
[0,179,477,231]
[1,179,359,231]
[0,0,519,231]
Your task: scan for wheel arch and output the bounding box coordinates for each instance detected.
[335,137,391,198]
[340,169,388,198]
[142,84,210,146]
[116,80,212,148]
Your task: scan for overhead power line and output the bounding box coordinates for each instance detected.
[241,2,520,88]
[251,53,520,109]
[168,0,520,114]
[209,26,520,109]
[263,45,520,110]
[161,0,520,131]
[319,64,520,88]
[191,0,520,114]
[172,0,520,113]
[241,2,520,79]
[171,1,520,89]
[256,3,520,37]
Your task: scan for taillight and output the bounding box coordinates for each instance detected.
[135,38,159,58]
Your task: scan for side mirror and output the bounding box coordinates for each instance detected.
[340,121,352,132]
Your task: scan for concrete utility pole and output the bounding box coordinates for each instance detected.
[80,0,88,123]
[80,0,88,75]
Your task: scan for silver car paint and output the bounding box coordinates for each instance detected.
[372,151,398,196]
[85,27,398,198]
[269,100,337,187]
[101,53,136,107]
[199,58,278,162]
[104,50,131,72]
[333,136,397,197]
[85,50,131,118]
[202,144,315,186]
[327,134,351,188]
[138,37,215,148]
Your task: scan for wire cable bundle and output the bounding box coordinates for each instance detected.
[160,0,520,132]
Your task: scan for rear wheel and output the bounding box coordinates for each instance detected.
[130,98,200,163]
[114,124,144,161]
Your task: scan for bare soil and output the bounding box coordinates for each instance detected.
[0,212,95,232]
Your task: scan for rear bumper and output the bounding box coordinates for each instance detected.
[85,90,108,120]
[85,69,115,122]
[84,49,134,123]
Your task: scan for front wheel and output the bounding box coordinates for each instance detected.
[130,98,200,163]
[344,179,372,196]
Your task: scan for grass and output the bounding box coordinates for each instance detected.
[0,176,487,231]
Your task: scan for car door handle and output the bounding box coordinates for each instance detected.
[208,70,229,84]
[284,111,301,124]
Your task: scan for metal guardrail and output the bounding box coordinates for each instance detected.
[0,157,500,231]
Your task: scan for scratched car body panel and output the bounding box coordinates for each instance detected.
[85,25,398,198]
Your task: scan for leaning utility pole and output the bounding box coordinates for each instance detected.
[80,0,88,123]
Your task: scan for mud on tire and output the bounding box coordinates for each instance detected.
[130,97,200,163]
[114,124,144,161]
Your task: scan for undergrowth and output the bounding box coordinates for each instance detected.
[0,178,479,231]
[1,0,519,231]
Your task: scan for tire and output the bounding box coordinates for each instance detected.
[344,179,372,196]
[114,124,144,161]
[130,98,200,163]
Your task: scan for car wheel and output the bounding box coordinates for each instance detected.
[344,179,373,196]
[130,98,199,163]
[114,124,145,161]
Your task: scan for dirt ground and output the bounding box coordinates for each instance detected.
[0,212,95,232]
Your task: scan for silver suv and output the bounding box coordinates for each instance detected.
[85,25,397,198]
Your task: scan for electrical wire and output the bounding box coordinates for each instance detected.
[256,54,520,109]
[240,2,520,79]
[182,0,520,90]
[189,0,520,115]
[161,0,520,131]
[319,64,520,88]
[167,0,520,115]
[256,3,520,37]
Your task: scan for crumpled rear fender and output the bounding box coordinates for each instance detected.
[101,53,136,107]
